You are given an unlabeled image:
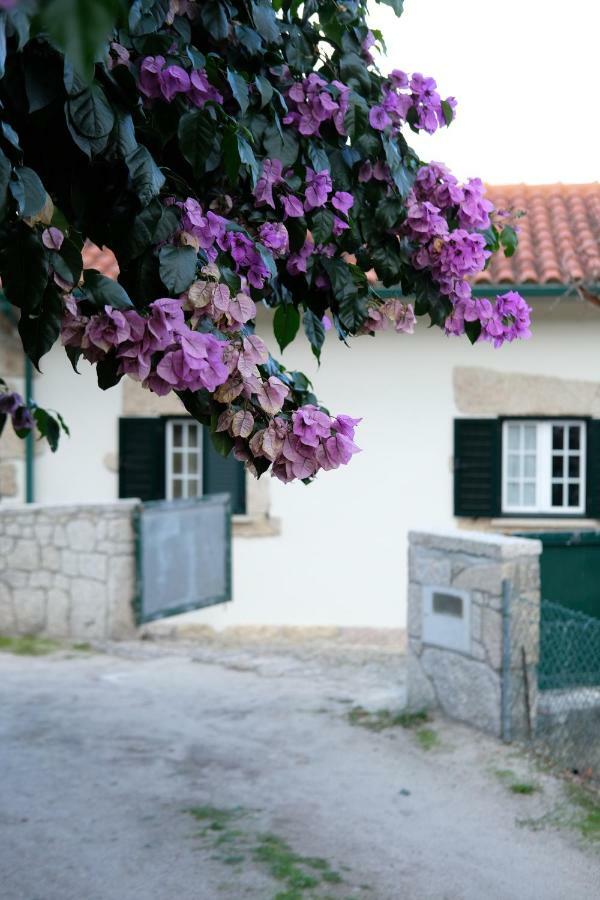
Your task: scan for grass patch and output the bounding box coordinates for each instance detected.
[414,727,439,751]
[510,783,539,796]
[494,769,540,796]
[347,705,429,732]
[0,634,60,656]
[185,807,352,895]
[71,642,93,652]
[567,785,600,841]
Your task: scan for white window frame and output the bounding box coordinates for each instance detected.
[502,419,586,515]
[165,418,203,501]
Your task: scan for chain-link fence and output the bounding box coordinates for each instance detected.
[504,582,600,784]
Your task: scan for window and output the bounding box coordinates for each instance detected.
[502,420,585,514]
[118,417,246,514]
[166,419,203,500]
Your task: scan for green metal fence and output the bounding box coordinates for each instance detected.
[504,588,600,783]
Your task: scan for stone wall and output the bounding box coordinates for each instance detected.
[0,501,139,640]
[406,529,542,737]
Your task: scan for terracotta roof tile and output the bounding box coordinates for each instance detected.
[82,242,119,279]
[475,183,600,286]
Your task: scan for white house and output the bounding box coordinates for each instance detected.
[2,183,600,630]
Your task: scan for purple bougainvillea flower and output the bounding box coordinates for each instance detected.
[304,168,332,210]
[390,69,409,88]
[42,227,64,251]
[331,191,354,216]
[0,391,22,416]
[256,376,289,415]
[159,65,191,102]
[281,195,304,219]
[85,306,131,353]
[292,404,331,448]
[188,69,223,107]
[259,222,289,255]
[369,105,392,131]
[254,158,284,208]
[333,414,362,440]
[138,56,165,99]
[322,314,332,332]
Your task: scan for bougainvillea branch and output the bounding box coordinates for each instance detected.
[0,0,529,480]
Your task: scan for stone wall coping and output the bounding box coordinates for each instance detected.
[408,529,543,560]
[0,499,141,517]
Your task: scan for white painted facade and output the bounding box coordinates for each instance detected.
[5,295,600,629]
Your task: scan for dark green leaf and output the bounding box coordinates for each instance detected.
[67,84,115,138]
[307,143,329,173]
[263,124,299,167]
[321,257,357,300]
[376,0,404,15]
[273,304,300,352]
[158,245,197,293]
[96,353,123,390]
[178,109,214,176]
[340,52,371,93]
[128,0,169,36]
[255,75,273,108]
[83,269,133,310]
[303,308,325,361]
[42,0,123,81]
[375,197,405,231]
[501,225,518,258]
[311,208,334,244]
[50,237,83,285]
[251,1,281,44]
[33,407,61,452]
[18,283,62,370]
[0,228,48,312]
[125,144,165,205]
[227,69,249,115]
[199,1,229,41]
[210,419,235,456]
[0,149,11,218]
[344,95,369,141]
[338,294,368,331]
[464,318,482,344]
[9,167,46,218]
[0,12,6,81]
[237,134,259,187]
[222,128,240,183]
[441,99,454,127]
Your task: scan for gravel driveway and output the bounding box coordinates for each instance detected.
[0,636,598,900]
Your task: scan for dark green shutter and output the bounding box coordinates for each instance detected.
[586,420,600,517]
[119,417,166,501]
[454,418,501,517]
[203,431,246,515]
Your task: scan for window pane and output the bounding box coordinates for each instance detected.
[188,453,198,475]
[523,455,536,478]
[507,426,520,450]
[552,455,563,478]
[173,424,183,448]
[172,479,183,499]
[568,484,580,507]
[507,482,519,506]
[569,426,580,450]
[523,483,536,506]
[552,483,563,507]
[188,426,198,448]
[552,425,564,451]
[508,455,520,478]
[188,480,198,497]
[172,453,183,475]
[524,426,536,450]
[568,456,580,478]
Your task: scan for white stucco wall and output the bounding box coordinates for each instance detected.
[21,297,600,629]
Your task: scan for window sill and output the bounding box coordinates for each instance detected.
[458,517,600,533]
[232,514,281,538]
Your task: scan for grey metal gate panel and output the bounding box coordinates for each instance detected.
[135,494,231,623]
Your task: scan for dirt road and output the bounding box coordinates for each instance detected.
[0,638,598,899]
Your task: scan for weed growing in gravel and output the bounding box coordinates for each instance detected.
[185,806,355,897]
[494,769,540,796]
[347,706,439,750]
[0,634,60,656]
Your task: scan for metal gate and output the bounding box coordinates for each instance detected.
[134,494,231,624]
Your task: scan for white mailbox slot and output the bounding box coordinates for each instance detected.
[422,585,471,653]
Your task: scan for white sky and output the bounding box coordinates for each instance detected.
[368,0,600,184]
